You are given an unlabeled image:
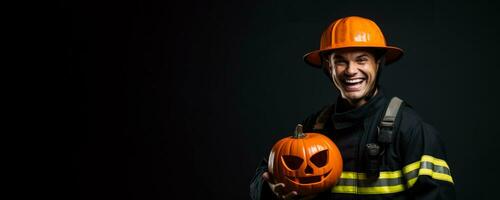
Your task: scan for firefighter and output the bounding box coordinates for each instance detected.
[250,16,456,200]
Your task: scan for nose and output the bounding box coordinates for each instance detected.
[345,62,359,76]
[305,165,313,174]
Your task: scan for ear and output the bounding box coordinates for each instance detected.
[321,60,334,82]
[320,57,331,72]
[325,62,332,73]
[376,59,383,70]
[323,62,333,77]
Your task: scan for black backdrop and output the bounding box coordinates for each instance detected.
[64,0,500,199]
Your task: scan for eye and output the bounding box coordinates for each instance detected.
[356,57,368,64]
[282,155,304,170]
[333,59,347,64]
[334,60,347,65]
[310,150,328,167]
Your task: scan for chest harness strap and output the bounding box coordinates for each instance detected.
[366,97,404,179]
[378,97,404,144]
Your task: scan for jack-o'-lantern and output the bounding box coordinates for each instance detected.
[268,124,343,196]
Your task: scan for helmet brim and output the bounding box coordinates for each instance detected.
[303,46,404,68]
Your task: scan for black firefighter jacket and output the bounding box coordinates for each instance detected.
[250,90,455,200]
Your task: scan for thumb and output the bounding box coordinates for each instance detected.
[262,172,273,183]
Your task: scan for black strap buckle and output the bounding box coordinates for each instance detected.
[365,143,381,179]
[377,123,393,144]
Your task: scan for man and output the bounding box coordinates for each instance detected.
[250,16,456,200]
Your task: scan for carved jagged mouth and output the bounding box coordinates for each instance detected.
[298,176,321,184]
[287,170,331,184]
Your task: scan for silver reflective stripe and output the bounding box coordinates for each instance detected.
[421,161,452,175]
[336,177,404,187]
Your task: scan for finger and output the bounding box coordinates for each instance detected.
[281,191,298,200]
[263,171,277,184]
[262,172,270,182]
[273,183,285,194]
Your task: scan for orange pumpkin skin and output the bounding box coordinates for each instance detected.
[268,130,343,196]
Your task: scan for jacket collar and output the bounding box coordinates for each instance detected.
[332,89,388,130]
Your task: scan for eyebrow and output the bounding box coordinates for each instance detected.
[332,55,346,60]
[332,53,369,60]
[355,54,370,59]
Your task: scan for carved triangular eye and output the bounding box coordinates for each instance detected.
[310,150,328,167]
[282,155,303,170]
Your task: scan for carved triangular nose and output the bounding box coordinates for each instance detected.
[305,164,313,174]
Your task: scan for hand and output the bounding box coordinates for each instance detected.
[262,172,317,200]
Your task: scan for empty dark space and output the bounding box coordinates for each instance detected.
[63,0,500,199]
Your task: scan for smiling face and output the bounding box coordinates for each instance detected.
[324,49,381,108]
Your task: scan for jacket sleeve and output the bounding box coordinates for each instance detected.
[399,112,456,200]
[249,158,276,200]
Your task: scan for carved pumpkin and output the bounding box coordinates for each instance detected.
[268,124,343,196]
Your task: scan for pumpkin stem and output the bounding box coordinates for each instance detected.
[294,124,305,138]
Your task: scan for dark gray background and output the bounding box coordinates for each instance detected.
[64,0,500,199]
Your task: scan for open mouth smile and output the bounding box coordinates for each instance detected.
[342,78,365,92]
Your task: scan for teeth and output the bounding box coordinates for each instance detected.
[344,79,363,84]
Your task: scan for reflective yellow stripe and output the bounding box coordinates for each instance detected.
[331,155,454,194]
[333,171,407,194]
[402,160,421,174]
[379,171,403,179]
[339,171,359,179]
[418,168,454,183]
[407,177,418,187]
[340,171,403,180]
[421,155,450,168]
[331,184,406,194]
[404,155,450,173]
[406,169,454,187]
[403,155,454,185]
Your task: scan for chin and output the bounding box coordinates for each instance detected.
[342,91,367,102]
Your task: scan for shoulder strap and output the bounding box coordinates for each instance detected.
[313,104,334,131]
[378,97,404,144]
